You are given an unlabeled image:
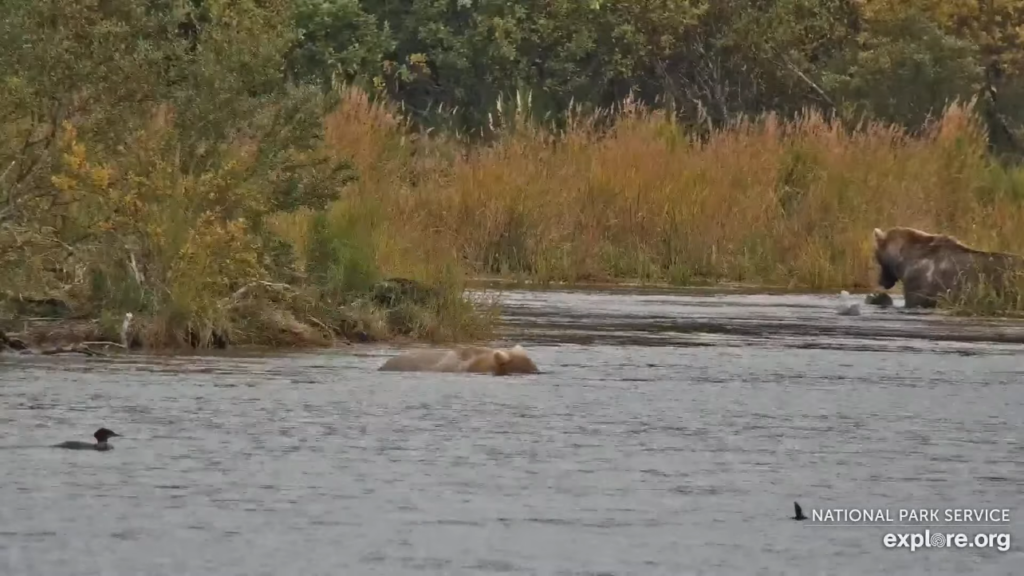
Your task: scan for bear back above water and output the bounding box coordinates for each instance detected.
[378,344,540,376]
[872,226,1024,308]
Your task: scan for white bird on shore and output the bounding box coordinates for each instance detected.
[120,312,134,348]
[836,290,861,316]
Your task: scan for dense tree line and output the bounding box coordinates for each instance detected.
[280,0,1023,153]
[5,1,1022,145]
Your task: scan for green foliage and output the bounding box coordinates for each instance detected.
[305,205,380,301]
[822,8,983,128]
[273,0,1022,143]
[132,0,1024,145]
[286,0,394,89]
[0,0,489,349]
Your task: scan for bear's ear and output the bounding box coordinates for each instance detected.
[494,350,510,365]
[510,344,526,354]
[873,228,885,247]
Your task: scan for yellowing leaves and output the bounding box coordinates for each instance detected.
[50,126,115,200]
[50,175,76,192]
[89,166,112,189]
[168,213,264,296]
[863,0,1024,73]
[37,111,287,313]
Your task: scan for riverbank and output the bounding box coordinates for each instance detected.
[0,277,499,354]
[7,89,1024,352]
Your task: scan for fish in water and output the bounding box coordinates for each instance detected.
[864,291,894,307]
[835,290,861,316]
[53,428,120,451]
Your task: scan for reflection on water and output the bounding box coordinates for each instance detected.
[0,289,1022,575]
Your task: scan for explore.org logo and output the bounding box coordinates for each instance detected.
[883,530,1011,553]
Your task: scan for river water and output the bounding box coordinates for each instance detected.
[1,288,1022,575]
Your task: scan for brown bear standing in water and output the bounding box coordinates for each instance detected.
[872,227,1024,308]
[378,344,540,375]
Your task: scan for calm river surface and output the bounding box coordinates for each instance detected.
[1,288,1022,575]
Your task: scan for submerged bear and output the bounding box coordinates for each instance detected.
[378,344,540,376]
[873,226,1024,309]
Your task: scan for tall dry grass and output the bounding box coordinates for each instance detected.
[290,87,1024,294]
[266,88,497,343]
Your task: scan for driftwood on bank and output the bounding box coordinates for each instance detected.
[219,277,440,346]
[0,328,123,357]
[37,343,109,357]
[0,275,447,353]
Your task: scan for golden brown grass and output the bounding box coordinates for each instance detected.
[272,87,1024,299]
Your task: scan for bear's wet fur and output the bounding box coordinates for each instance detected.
[378,344,540,376]
[872,227,1024,308]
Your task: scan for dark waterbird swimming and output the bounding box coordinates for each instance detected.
[53,428,120,451]
[792,501,807,521]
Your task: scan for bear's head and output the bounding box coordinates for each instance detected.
[491,344,539,376]
[872,227,905,289]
